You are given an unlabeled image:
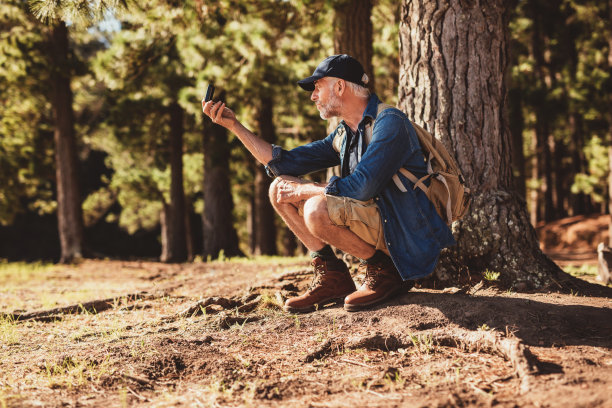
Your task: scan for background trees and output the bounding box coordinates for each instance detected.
[0,0,610,287]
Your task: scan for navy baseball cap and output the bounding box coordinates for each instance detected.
[297,54,367,91]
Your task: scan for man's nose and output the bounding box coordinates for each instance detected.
[311,91,317,101]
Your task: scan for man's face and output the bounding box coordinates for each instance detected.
[311,78,342,120]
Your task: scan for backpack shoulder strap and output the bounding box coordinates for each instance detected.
[331,124,347,153]
[364,103,394,145]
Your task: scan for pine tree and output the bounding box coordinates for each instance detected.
[399,0,566,289]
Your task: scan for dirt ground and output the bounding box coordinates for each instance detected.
[1,219,611,407]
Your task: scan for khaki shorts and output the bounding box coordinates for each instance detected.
[297,195,388,253]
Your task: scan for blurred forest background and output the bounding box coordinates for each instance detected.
[0,0,611,264]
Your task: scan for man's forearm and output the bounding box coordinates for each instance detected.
[230,121,273,165]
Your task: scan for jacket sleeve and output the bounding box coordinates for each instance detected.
[265,130,340,178]
[325,109,425,201]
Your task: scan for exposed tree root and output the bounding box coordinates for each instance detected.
[431,329,537,394]
[336,329,538,394]
[4,291,152,323]
[216,315,262,329]
[175,296,242,318]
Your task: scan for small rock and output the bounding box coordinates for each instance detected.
[515,282,528,291]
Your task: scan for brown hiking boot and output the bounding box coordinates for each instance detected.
[344,259,414,312]
[284,257,356,313]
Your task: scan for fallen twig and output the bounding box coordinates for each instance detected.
[121,373,154,388]
[339,357,370,368]
[126,386,148,401]
[176,296,241,318]
[303,339,334,363]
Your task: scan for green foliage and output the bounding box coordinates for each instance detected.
[483,270,501,282]
[510,0,611,217]
[0,2,56,225]
[28,0,131,27]
[572,136,608,203]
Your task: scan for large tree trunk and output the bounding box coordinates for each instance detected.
[202,123,241,259]
[608,0,612,247]
[160,102,187,262]
[49,21,84,263]
[399,0,565,289]
[253,95,277,255]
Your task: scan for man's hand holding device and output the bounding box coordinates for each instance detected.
[201,83,237,130]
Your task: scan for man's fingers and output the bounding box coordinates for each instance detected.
[202,100,216,116]
[207,101,221,121]
[214,103,225,123]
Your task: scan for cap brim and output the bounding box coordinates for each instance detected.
[297,75,321,91]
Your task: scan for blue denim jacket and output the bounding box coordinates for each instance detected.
[266,94,456,280]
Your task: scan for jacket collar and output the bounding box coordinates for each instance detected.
[338,94,381,132]
[361,93,381,124]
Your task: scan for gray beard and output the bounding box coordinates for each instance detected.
[318,92,342,120]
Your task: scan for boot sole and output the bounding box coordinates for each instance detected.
[344,286,410,312]
[283,293,353,314]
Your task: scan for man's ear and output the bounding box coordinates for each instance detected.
[336,79,345,96]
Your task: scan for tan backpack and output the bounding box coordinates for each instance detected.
[333,103,471,225]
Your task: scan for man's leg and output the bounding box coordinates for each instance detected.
[301,195,376,260]
[268,176,326,252]
[302,194,413,312]
[269,177,356,312]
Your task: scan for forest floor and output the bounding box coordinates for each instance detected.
[1,216,611,407]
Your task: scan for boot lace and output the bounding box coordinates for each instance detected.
[362,263,384,289]
[308,262,327,292]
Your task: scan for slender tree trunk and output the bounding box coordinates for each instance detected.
[49,21,84,263]
[569,113,587,215]
[202,123,241,259]
[327,0,374,181]
[399,0,565,289]
[333,0,374,92]
[248,192,256,254]
[561,10,588,217]
[160,201,170,261]
[253,95,277,255]
[530,129,539,226]
[184,198,194,261]
[529,1,554,222]
[554,139,567,218]
[161,102,187,262]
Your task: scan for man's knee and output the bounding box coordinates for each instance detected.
[303,195,330,235]
[268,177,282,206]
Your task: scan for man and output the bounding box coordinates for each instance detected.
[202,54,455,312]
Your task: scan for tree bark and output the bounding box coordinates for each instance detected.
[49,21,84,263]
[160,102,187,262]
[399,0,565,289]
[253,95,277,255]
[608,0,612,246]
[202,123,241,259]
